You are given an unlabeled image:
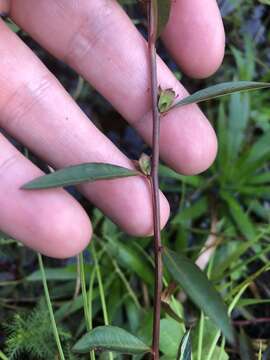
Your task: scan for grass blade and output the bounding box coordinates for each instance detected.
[22,163,140,189]
[221,191,256,240]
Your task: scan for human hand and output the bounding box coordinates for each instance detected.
[0,0,224,258]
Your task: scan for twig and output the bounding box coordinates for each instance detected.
[147,1,162,359]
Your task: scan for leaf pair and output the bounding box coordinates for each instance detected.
[22,81,270,190]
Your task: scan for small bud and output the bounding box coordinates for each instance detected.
[158,87,176,113]
[138,153,151,176]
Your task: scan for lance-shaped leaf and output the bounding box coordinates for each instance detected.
[170,81,270,109]
[163,248,235,344]
[156,0,171,39]
[22,163,140,190]
[73,326,151,355]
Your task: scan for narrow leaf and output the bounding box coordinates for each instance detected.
[163,248,235,344]
[22,163,140,189]
[27,267,78,281]
[178,330,192,360]
[171,81,270,109]
[72,326,151,355]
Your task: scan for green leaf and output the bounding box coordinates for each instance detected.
[159,164,203,187]
[155,0,171,38]
[178,331,192,360]
[22,163,140,189]
[221,192,257,240]
[163,248,235,344]
[27,267,78,281]
[172,197,208,225]
[105,237,154,285]
[191,317,229,360]
[160,319,185,358]
[227,92,250,162]
[72,326,151,355]
[171,81,270,109]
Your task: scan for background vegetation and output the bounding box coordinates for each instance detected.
[1,1,270,359]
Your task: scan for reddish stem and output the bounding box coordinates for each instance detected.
[147,1,162,359]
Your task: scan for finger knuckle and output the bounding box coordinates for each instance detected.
[0,74,53,130]
[0,154,19,177]
[63,2,114,65]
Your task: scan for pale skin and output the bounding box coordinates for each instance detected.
[0,0,225,258]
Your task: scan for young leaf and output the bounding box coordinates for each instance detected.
[156,0,171,39]
[138,153,151,176]
[163,248,235,344]
[177,330,192,360]
[170,81,270,109]
[72,326,151,355]
[22,163,140,190]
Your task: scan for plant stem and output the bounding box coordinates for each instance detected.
[88,266,96,360]
[92,244,113,360]
[79,253,91,330]
[79,252,96,360]
[147,1,162,359]
[37,253,65,360]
